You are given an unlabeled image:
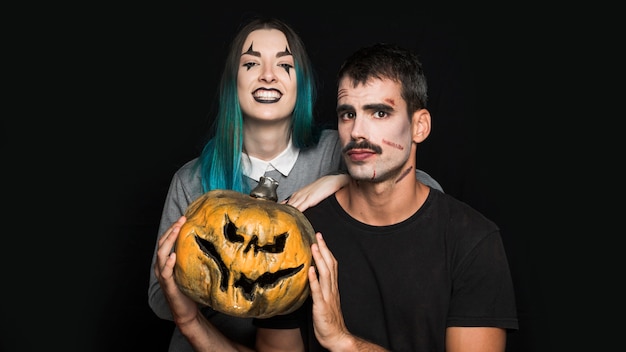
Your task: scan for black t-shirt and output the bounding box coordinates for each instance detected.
[254,189,518,351]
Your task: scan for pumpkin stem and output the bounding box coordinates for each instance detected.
[249,176,279,202]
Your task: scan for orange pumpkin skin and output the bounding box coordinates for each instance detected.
[174,189,316,318]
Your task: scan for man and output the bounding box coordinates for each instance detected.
[155,42,518,351]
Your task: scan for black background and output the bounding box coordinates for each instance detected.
[3,4,563,351]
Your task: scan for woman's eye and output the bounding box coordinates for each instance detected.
[242,62,257,70]
[279,63,293,74]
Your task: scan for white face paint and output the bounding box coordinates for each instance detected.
[337,77,414,183]
[237,29,297,123]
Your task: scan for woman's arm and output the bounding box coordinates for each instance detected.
[284,173,350,212]
[155,216,254,352]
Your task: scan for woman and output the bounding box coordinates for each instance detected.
[149,17,441,351]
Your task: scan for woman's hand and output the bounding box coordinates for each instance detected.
[154,216,199,326]
[283,173,349,212]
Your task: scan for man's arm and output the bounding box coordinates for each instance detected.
[307,232,390,351]
[446,327,507,352]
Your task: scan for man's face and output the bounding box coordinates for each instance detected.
[237,29,297,122]
[337,77,414,183]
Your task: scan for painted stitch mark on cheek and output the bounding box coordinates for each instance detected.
[395,166,414,183]
[382,139,404,150]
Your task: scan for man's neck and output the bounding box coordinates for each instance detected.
[335,178,430,226]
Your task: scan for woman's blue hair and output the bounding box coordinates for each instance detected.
[195,17,319,194]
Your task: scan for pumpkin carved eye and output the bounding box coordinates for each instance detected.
[174,177,316,318]
[224,219,244,244]
[221,215,289,254]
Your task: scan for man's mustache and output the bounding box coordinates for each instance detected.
[342,141,383,154]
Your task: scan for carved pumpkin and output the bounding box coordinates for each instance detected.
[174,177,316,318]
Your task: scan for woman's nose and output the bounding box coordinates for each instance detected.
[259,65,277,83]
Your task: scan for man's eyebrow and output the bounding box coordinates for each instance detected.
[363,103,394,112]
[336,104,353,114]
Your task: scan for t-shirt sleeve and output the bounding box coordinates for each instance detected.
[447,230,519,330]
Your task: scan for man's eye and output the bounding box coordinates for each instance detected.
[374,111,387,119]
[339,112,355,120]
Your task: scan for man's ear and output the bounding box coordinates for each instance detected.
[412,109,431,143]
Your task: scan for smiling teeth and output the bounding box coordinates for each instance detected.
[253,90,281,99]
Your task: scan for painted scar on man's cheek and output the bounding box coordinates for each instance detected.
[396,166,414,183]
[371,169,376,181]
[382,139,404,150]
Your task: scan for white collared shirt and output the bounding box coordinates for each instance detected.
[241,138,300,181]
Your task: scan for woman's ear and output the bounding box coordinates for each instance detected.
[412,109,431,144]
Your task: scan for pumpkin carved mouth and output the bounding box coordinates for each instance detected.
[194,226,304,301]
